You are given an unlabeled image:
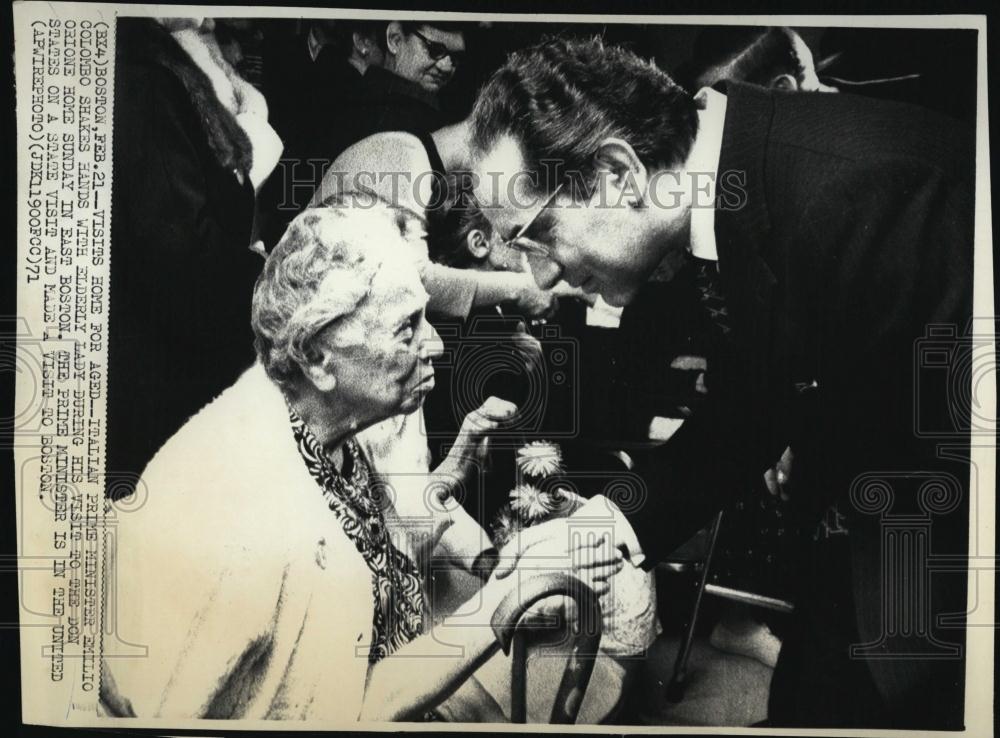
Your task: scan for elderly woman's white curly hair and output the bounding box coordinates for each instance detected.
[251,194,416,388]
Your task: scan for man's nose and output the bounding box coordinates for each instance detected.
[437,55,456,74]
[526,253,563,291]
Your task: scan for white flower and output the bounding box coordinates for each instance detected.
[516,441,564,478]
[509,483,553,523]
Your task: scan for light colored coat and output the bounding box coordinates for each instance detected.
[104,364,375,720]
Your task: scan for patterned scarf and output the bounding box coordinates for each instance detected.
[288,408,426,663]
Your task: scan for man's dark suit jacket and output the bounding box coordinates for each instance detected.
[626,81,974,727]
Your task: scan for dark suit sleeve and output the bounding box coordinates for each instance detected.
[621,388,761,564]
[623,157,973,565]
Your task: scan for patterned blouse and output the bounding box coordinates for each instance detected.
[289,408,426,663]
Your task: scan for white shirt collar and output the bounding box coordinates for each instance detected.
[686,87,728,263]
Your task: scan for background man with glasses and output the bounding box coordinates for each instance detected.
[336,20,466,151]
[384,21,466,93]
[260,20,468,246]
[304,20,467,166]
[342,21,465,140]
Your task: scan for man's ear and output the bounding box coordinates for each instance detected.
[465,230,491,260]
[592,137,648,208]
[297,343,339,394]
[351,31,367,56]
[770,73,799,91]
[385,22,404,56]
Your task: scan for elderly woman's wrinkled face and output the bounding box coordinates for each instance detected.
[320,261,442,421]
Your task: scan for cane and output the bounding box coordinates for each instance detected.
[490,572,603,723]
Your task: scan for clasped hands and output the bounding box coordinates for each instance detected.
[483,496,645,627]
[433,396,644,626]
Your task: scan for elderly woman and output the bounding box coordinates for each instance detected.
[99,197,624,723]
[304,130,565,555]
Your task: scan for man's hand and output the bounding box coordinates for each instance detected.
[496,519,624,595]
[492,508,641,582]
[550,280,598,307]
[515,276,558,319]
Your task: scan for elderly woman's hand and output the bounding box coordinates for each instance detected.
[436,397,517,486]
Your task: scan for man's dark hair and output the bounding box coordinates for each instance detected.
[470,36,699,198]
[431,172,493,268]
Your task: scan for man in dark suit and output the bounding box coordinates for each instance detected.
[467,36,974,728]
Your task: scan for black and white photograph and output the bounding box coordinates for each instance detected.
[8,2,996,733]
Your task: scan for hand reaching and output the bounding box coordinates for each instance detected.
[550,280,598,307]
[493,516,625,595]
[514,275,559,319]
[493,495,646,582]
[436,396,517,485]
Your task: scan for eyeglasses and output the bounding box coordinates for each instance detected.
[500,182,565,258]
[411,29,466,66]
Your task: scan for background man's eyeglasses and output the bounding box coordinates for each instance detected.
[412,29,466,65]
[501,182,565,258]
